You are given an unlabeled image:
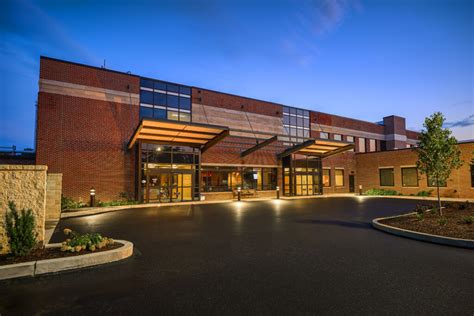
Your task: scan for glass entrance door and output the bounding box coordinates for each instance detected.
[146,171,193,203]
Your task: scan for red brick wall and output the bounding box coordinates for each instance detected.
[192,88,283,117]
[40,57,139,93]
[406,130,420,141]
[312,111,385,134]
[322,151,357,194]
[36,59,140,202]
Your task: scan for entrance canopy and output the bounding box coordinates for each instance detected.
[278,139,354,159]
[128,118,229,153]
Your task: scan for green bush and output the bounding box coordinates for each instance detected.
[96,200,139,207]
[438,217,448,226]
[61,228,114,252]
[364,188,399,196]
[416,190,433,197]
[458,201,471,210]
[461,216,473,225]
[5,201,37,257]
[415,213,424,221]
[61,196,87,210]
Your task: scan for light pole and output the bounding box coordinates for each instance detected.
[237,186,241,201]
[90,187,96,207]
[276,186,280,199]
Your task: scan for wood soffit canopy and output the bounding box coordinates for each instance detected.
[128,119,229,153]
[277,139,355,158]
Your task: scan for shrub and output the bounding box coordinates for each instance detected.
[461,216,473,225]
[364,189,399,196]
[416,190,433,197]
[61,196,87,210]
[415,213,424,221]
[60,228,114,253]
[5,201,37,257]
[438,217,448,226]
[458,201,471,210]
[96,200,139,207]
[414,204,430,214]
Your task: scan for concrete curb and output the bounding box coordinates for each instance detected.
[0,240,133,281]
[372,215,474,249]
[61,194,359,219]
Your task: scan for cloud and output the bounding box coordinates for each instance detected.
[444,114,474,128]
[281,0,362,66]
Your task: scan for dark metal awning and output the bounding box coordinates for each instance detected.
[277,139,354,158]
[128,118,229,153]
[240,136,278,158]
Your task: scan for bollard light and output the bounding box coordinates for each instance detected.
[359,184,363,196]
[237,186,241,201]
[90,187,96,207]
[276,186,280,199]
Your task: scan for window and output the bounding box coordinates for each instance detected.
[402,167,418,187]
[200,167,277,192]
[335,169,344,186]
[358,138,366,153]
[140,78,192,121]
[282,106,310,145]
[379,168,394,186]
[346,136,354,143]
[333,134,342,141]
[471,165,474,187]
[320,132,329,139]
[427,175,447,187]
[323,169,331,187]
[369,139,376,152]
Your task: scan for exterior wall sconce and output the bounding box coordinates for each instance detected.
[276,186,280,199]
[90,187,96,207]
[237,186,241,201]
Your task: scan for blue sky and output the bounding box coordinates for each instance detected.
[0,0,472,150]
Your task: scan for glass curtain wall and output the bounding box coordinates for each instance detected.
[140,143,200,203]
[201,166,277,192]
[282,154,322,196]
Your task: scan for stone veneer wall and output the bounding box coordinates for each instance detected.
[0,165,48,254]
[45,173,63,221]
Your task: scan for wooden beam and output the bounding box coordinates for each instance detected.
[201,129,230,153]
[240,136,278,157]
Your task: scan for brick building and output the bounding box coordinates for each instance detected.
[35,57,474,203]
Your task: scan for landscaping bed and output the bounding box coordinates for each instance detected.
[0,242,122,266]
[380,202,474,240]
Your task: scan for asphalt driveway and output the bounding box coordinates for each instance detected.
[1,197,473,315]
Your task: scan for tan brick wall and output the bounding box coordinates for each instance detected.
[0,165,48,254]
[356,142,474,198]
[45,173,62,221]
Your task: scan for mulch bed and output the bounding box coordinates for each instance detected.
[0,242,123,266]
[381,203,474,240]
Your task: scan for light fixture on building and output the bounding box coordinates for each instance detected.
[90,187,96,207]
[156,147,162,152]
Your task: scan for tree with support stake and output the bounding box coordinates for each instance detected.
[415,112,463,216]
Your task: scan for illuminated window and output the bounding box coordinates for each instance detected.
[323,169,331,187]
[320,132,329,139]
[346,136,354,143]
[333,134,342,141]
[335,169,344,186]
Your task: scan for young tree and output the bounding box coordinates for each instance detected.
[415,112,463,215]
